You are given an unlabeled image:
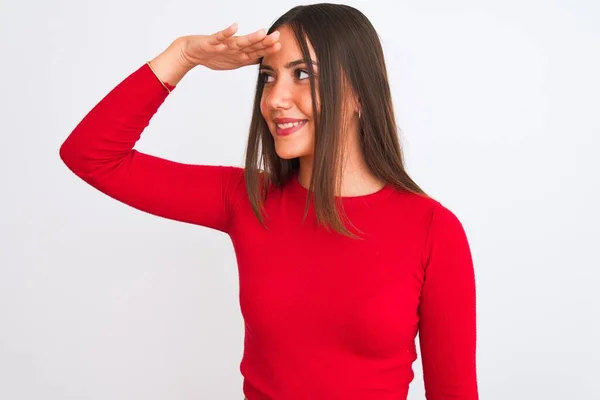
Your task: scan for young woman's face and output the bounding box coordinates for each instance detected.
[259,25,318,161]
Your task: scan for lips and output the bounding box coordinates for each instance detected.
[274,118,306,124]
[274,118,308,136]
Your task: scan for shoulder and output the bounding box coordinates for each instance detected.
[428,200,467,242]
[394,190,464,229]
[414,196,472,269]
[224,167,279,204]
[385,189,469,251]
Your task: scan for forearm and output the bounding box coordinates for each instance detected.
[147,37,194,87]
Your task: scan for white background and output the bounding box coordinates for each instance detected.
[1,0,599,398]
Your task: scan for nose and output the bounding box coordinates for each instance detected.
[265,79,293,110]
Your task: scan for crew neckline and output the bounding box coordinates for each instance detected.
[287,172,395,205]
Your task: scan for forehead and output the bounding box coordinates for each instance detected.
[261,25,317,67]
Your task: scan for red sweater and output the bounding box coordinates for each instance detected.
[59,63,478,399]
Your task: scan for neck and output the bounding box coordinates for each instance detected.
[296,126,385,197]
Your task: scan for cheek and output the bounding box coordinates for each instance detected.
[302,83,320,117]
[259,99,272,128]
[300,92,316,117]
[259,96,267,117]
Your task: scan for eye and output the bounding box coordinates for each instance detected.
[260,72,274,83]
[295,69,310,80]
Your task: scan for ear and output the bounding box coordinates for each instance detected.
[351,91,361,113]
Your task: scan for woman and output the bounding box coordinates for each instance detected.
[60,3,478,399]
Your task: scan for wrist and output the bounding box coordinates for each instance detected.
[148,38,194,87]
[173,36,198,70]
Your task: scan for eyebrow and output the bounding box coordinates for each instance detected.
[260,59,318,71]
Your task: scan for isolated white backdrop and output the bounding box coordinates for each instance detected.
[1,0,599,399]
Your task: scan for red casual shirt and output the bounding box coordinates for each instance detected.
[60,63,478,399]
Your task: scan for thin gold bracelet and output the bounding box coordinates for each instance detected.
[146,61,172,94]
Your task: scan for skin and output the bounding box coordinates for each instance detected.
[149,23,385,196]
[259,25,385,196]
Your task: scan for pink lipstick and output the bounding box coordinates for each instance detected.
[274,118,308,136]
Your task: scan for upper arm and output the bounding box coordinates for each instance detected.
[66,148,245,233]
[58,62,246,234]
[418,202,479,399]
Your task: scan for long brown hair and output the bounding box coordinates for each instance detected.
[244,3,428,239]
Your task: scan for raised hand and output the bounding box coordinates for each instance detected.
[180,23,281,70]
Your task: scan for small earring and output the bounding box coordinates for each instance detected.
[358,109,362,119]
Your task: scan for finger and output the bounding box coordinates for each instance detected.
[208,22,238,45]
[246,42,281,60]
[241,31,280,53]
[239,57,261,67]
[232,28,268,49]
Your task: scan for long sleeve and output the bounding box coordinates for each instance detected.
[59,63,244,233]
[418,202,479,399]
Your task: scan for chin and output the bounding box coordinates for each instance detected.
[273,140,312,160]
[275,150,305,160]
